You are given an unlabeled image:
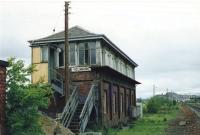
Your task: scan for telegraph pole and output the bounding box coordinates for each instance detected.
[64,1,70,103]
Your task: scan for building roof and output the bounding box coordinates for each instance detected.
[29,26,100,42]
[29,26,138,67]
[0,60,8,67]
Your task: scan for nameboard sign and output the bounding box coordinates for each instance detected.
[71,67,91,72]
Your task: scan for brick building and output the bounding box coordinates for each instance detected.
[0,60,8,135]
[29,26,140,134]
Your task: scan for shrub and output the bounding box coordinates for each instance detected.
[6,58,52,135]
[146,96,173,114]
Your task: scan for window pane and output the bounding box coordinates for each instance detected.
[85,43,89,65]
[41,47,48,62]
[104,91,107,114]
[59,51,64,67]
[91,48,96,64]
[70,44,75,65]
[79,43,85,65]
[89,42,96,65]
[96,48,100,65]
[120,94,123,112]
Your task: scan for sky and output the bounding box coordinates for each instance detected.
[1,0,200,98]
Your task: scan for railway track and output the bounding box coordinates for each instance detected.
[187,103,200,118]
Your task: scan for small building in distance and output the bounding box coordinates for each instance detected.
[29,26,140,134]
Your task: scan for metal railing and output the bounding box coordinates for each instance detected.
[61,86,79,127]
[79,82,98,133]
[50,68,64,95]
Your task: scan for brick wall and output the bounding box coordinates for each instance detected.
[0,60,8,135]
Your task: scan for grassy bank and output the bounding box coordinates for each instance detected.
[107,107,179,135]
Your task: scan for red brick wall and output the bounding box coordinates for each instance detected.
[0,66,6,135]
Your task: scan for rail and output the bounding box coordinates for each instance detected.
[50,68,64,95]
[79,82,98,133]
[61,86,79,127]
[187,103,200,118]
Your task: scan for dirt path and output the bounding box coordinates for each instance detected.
[165,105,200,135]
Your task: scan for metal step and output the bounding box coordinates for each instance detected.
[67,103,84,133]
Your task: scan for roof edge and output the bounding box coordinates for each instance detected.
[0,60,8,67]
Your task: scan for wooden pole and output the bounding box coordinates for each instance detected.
[64,1,69,103]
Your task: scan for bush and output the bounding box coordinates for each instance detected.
[147,99,159,113]
[6,58,52,135]
[146,96,173,114]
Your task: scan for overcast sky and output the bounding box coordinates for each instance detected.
[1,0,200,98]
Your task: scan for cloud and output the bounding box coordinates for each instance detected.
[1,0,200,98]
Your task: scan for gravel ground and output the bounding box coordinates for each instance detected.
[165,105,200,135]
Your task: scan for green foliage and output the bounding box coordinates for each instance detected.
[6,58,52,135]
[107,108,179,135]
[146,96,174,114]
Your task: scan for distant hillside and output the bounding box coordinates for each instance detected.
[157,92,198,102]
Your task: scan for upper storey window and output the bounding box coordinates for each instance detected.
[55,48,64,68]
[69,41,99,66]
[78,43,89,65]
[70,43,76,66]
[41,47,48,62]
[58,48,64,67]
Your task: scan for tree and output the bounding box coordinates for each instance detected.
[6,58,52,135]
[146,96,173,113]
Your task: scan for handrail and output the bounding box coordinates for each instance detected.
[50,68,64,80]
[61,86,79,128]
[50,68,64,95]
[79,82,98,132]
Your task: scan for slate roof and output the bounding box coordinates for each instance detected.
[29,26,138,67]
[30,26,100,42]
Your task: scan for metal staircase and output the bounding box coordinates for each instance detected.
[50,68,64,96]
[79,82,98,133]
[61,86,79,128]
[60,81,99,134]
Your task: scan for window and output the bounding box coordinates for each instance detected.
[79,43,85,65]
[122,62,125,74]
[113,56,116,70]
[126,95,129,115]
[85,43,89,65]
[113,92,117,113]
[69,43,76,66]
[120,61,123,73]
[78,42,96,65]
[132,69,135,79]
[131,93,134,105]
[59,50,64,67]
[108,54,112,66]
[105,51,109,65]
[96,42,101,64]
[89,42,96,64]
[104,91,108,114]
[41,47,48,62]
[55,48,64,68]
[116,58,119,71]
[120,93,123,113]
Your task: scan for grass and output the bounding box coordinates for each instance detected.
[107,107,179,135]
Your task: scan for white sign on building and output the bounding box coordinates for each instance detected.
[71,67,91,72]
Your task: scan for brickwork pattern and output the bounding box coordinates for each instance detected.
[0,66,6,135]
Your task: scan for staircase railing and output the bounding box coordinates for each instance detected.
[79,82,98,132]
[61,85,79,128]
[50,68,64,95]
